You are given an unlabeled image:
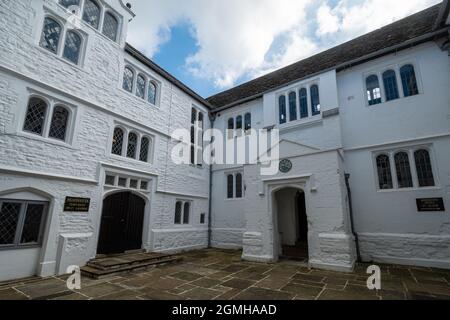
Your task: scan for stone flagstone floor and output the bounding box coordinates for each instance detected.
[0,249,449,300]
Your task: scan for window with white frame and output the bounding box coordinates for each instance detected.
[374,147,436,190]
[190,107,204,166]
[122,65,160,106]
[365,63,420,106]
[278,83,320,125]
[0,200,48,249]
[110,125,153,163]
[58,0,121,43]
[22,96,74,143]
[174,200,191,225]
[104,173,150,191]
[39,15,85,66]
[227,112,251,139]
[226,172,244,199]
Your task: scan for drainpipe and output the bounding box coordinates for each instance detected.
[345,173,361,262]
[207,114,216,248]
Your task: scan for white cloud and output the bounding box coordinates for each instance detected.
[126,0,441,93]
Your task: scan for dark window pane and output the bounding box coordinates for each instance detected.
[190,145,195,165]
[82,0,101,29]
[236,116,243,130]
[21,204,45,244]
[183,203,190,224]
[174,202,182,224]
[59,0,81,8]
[383,70,399,101]
[289,92,297,121]
[191,108,197,125]
[136,74,146,99]
[102,12,118,41]
[111,128,124,155]
[127,132,138,159]
[376,155,393,189]
[244,113,251,131]
[227,118,234,130]
[123,67,134,92]
[49,106,69,141]
[63,31,82,64]
[299,88,308,118]
[23,98,47,135]
[0,202,21,245]
[200,213,206,224]
[366,75,382,105]
[400,65,419,97]
[279,95,286,124]
[227,174,234,199]
[235,173,243,198]
[148,82,157,105]
[395,152,413,188]
[310,85,320,116]
[415,150,435,187]
[140,137,150,162]
[40,17,62,54]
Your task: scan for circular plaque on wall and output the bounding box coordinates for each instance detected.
[279,159,292,173]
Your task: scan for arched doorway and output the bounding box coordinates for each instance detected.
[275,187,309,261]
[97,192,145,255]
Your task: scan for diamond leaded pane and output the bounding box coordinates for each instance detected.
[127,132,138,158]
[59,0,80,8]
[82,0,101,29]
[40,17,62,54]
[377,155,393,190]
[102,12,118,41]
[139,137,150,162]
[415,150,435,187]
[49,106,69,141]
[23,98,48,135]
[123,67,134,92]
[0,202,21,245]
[20,204,45,244]
[63,31,82,65]
[395,152,413,188]
[148,82,157,105]
[111,128,124,155]
[136,74,146,99]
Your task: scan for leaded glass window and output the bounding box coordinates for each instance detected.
[148,82,157,105]
[400,64,419,97]
[394,152,413,188]
[127,132,138,159]
[183,202,190,224]
[376,154,393,190]
[414,150,435,187]
[102,12,119,41]
[122,67,134,92]
[310,85,320,116]
[82,0,101,29]
[136,74,146,99]
[279,95,286,124]
[23,98,48,136]
[227,174,234,199]
[244,113,251,131]
[191,108,197,125]
[227,118,234,139]
[235,173,243,198]
[63,31,82,65]
[236,115,243,131]
[20,204,45,244]
[299,88,308,118]
[140,137,150,162]
[174,201,182,224]
[383,70,399,101]
[0,202,21,245]
[40,17,62,54]
[59,0,80,9]
[289,92,297,121]
[366,75,382,105]
[49,106,69,141]
[111,127,124,155]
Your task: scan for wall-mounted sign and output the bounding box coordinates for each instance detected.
[64,197,91,212]
[279,159,292,173]
[416,198,445,212]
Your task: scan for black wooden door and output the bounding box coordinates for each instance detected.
[97,192,145,254]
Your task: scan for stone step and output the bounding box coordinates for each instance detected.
[0,276,43,289]
[81,256,182,279]
[87,252,175,271]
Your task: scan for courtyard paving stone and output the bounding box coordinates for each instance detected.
[0,249,449,300]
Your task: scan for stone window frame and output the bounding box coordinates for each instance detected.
[57,0,122,44]
[190,106,205,167]
[120,62,162,107]
[225,170,245,200]
[109,122,155,164]
[20,92,77,146]
[362,60,422,107]
[174,200,192,226]
[103,172,151,193]
[0,199,49,251]
[38,10,88,67]
[372,144,438,192]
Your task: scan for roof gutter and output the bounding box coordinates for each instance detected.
[210,27,450,113]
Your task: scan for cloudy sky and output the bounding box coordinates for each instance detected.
[126,0,440,98]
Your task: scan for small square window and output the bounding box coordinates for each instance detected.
[105,175,115,186]
[130,179,138,189]
[140,181,148,190]
[118,177,127,187]
[200,213,206,224]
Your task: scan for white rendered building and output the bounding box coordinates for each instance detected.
[0,0,449,281]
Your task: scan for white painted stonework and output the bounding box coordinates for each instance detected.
[0,0,449,281]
